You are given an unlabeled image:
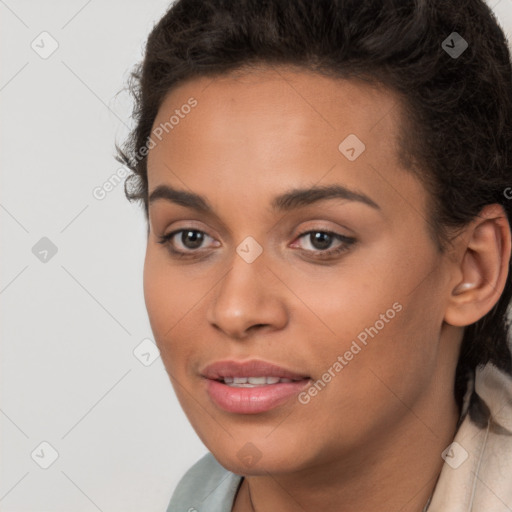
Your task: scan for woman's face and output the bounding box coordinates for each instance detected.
[144,67,460,474]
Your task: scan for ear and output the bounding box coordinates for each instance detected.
[444,204,511,327]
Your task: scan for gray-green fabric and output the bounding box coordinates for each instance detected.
[166,451,243,512]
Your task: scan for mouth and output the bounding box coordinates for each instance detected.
[201,358,310,381]
[201,359,312,414]
[217,376,305,387]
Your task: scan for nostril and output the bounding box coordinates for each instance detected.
[250,323,268,331]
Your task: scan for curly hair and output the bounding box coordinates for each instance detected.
[116,0,512,424]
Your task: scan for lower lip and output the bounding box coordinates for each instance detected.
[205,378,311,414]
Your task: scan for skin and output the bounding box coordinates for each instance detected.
[143,65,510,512]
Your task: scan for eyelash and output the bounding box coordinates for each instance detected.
[157,228,356,261]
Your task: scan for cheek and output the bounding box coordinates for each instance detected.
[292,242,443,382]
[279,253,401,349]
[287,279,442,445]
[143,250,170,336]
[142,249,195,364]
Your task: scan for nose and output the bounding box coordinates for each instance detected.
[206,251,289,339]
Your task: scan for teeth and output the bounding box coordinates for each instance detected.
[222,376,298,387]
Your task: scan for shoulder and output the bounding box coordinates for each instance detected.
[428,363,512,510]
[166,452,243,512]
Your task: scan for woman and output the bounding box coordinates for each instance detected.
[116,0,512,510]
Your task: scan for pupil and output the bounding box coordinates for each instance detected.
[182,230,203,249]
[311,232,331,250]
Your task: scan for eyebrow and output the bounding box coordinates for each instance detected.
[148,183,380,213]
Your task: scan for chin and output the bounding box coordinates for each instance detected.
[209,441,305,476]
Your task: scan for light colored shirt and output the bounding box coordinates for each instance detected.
[166,362,512,511]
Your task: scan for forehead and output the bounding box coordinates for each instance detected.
[146,66,426,222]
[149,66,401,161]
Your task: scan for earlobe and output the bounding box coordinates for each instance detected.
[444,204,511,327]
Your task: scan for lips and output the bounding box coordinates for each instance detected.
[201,359,311,414]
[201,359,310,381]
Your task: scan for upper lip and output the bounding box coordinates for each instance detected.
[201,359,310,381]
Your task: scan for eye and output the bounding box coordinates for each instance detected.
[157,229,218,257]
[292,230,356,259]
[157,227,356,261]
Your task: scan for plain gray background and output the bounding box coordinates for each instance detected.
[1,1,512,511]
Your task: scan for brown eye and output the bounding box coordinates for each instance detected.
[178,230,205,249]
[307,232,334,250]
[294,230,356,260]
[157,228,218,258]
